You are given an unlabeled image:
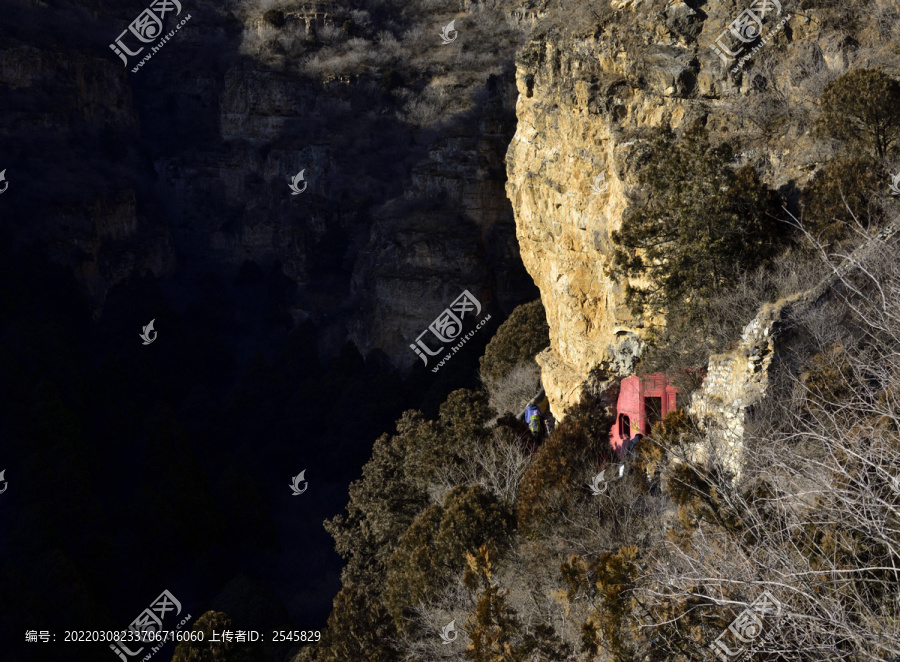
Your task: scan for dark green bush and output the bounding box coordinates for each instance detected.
[309,585,399,662]
[438,388,495,448]
[380,69,403,92]
[325,390,495,589]
[801,154,883,245]
[479,299,550,383]
[613,122,786,322]
[561,547,640,659]
[517,389,616,533]
[629,408,697,493]
[383,485,514,622]
[816,68,900,160]
[324,412,434,588]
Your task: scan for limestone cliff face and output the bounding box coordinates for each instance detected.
[504,11,692,414]
[504,0,886,416]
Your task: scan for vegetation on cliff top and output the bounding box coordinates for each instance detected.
[237,0,527,126]
[612,121,787,326]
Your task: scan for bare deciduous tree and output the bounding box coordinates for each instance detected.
[632,220,900,661]
[429,428,533,506]
[481,360,543,420]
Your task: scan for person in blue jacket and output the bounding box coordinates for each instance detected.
[525,404,543,443]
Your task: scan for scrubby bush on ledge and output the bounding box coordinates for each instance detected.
[612,121,788,324]
[479,299,550,417]
[816,68,900,161]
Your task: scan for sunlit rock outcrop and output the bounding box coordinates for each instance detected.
[504,0,869,418]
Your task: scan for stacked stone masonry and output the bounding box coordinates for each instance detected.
[688,304,782,478]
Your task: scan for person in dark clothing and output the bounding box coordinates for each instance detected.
[623,432,643,458]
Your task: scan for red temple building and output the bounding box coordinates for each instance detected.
[610,373,682,456]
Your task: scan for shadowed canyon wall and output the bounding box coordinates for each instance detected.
[1,0,537,370]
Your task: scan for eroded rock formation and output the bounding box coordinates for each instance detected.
[504,0,884,417]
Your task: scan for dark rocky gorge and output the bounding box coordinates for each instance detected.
[0,0,536,660]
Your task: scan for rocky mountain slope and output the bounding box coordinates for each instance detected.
[505,0,900,415]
